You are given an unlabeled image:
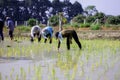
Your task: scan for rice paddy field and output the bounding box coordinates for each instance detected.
[0,37,120,80]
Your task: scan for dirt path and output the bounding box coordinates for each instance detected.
[77,30,120,40]
[19,30,120,40]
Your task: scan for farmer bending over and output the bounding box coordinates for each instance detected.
[55,29,82,50]
[41,26,53,44]
[30,25,41,42]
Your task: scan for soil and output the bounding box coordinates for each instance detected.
[16,27,120,40]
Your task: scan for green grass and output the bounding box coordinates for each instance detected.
[0,37,120,80]
[16,26,31,32]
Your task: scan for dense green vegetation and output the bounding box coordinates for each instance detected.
[0,0,83,24]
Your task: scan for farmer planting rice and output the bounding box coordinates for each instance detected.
[55,29,82,50]
[30,25,41,42]
[41,26,53,44]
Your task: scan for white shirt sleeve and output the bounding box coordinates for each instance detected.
[41,30,47,39]
[58,32,62,43]
[31,27,34,38]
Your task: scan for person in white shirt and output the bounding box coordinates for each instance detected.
[30,25,41,42]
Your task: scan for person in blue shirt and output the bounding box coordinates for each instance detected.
[41,26,53,44]
[6,17,15,40]
[0,18,4,41]
[30,25,41,42]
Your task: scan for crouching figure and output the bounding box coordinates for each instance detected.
[41,26,53,44]
[55,29,82,50]
[30,25,41,42]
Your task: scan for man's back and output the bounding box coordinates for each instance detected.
[7,19,14,30]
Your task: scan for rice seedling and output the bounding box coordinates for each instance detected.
[0,73,1,80]
[0,37,120,80]
[16,74,19,80]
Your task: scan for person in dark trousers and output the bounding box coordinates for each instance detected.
[0,18,4,41]
[6,17,15,40]
[30,25,41,42]
[55,29,82,50]
[41,26,53,44]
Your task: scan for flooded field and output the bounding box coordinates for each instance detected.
[0,37,120,80]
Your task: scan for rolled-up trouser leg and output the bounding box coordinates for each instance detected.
[38,36,41,42]
[49,38,52,44]
[37,33,41,42]
[44,39,47,43]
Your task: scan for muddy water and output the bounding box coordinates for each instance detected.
[1,54,120,80]
[0,38,64,80]
[0,59,55,80]
[0,38,120,80]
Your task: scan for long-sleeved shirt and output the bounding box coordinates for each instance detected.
[31,25,41,38]
[41,26,53,39]
[6,19,15,31]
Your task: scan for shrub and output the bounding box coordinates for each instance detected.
[86,16,95,23]
[27,18,37,27]
[39,24,46,28]
[104,23,111,28]
[71,23,80,28]
[72,14,86,23]
[49,15,59,26]
[106,16,120,25]
[80,23,90,28]
[90,24,101,30]
[63,24,71,28]
[49,15,67,26]
[17,26,31,32]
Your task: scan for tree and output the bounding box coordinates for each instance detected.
[72,14,86,23]
[62,0,72,21]
[0,0,4,6]
[94,12,106,24]
[116,15,120,24]
[106,15,120,25]
[27,18,37,27]
[85,5,98,16]
[52,0,63,15]
[86,16,95,23]
[0,0,84,25]
[25,0,32,6]
[71,1,83,17]
[49,14,67,26]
